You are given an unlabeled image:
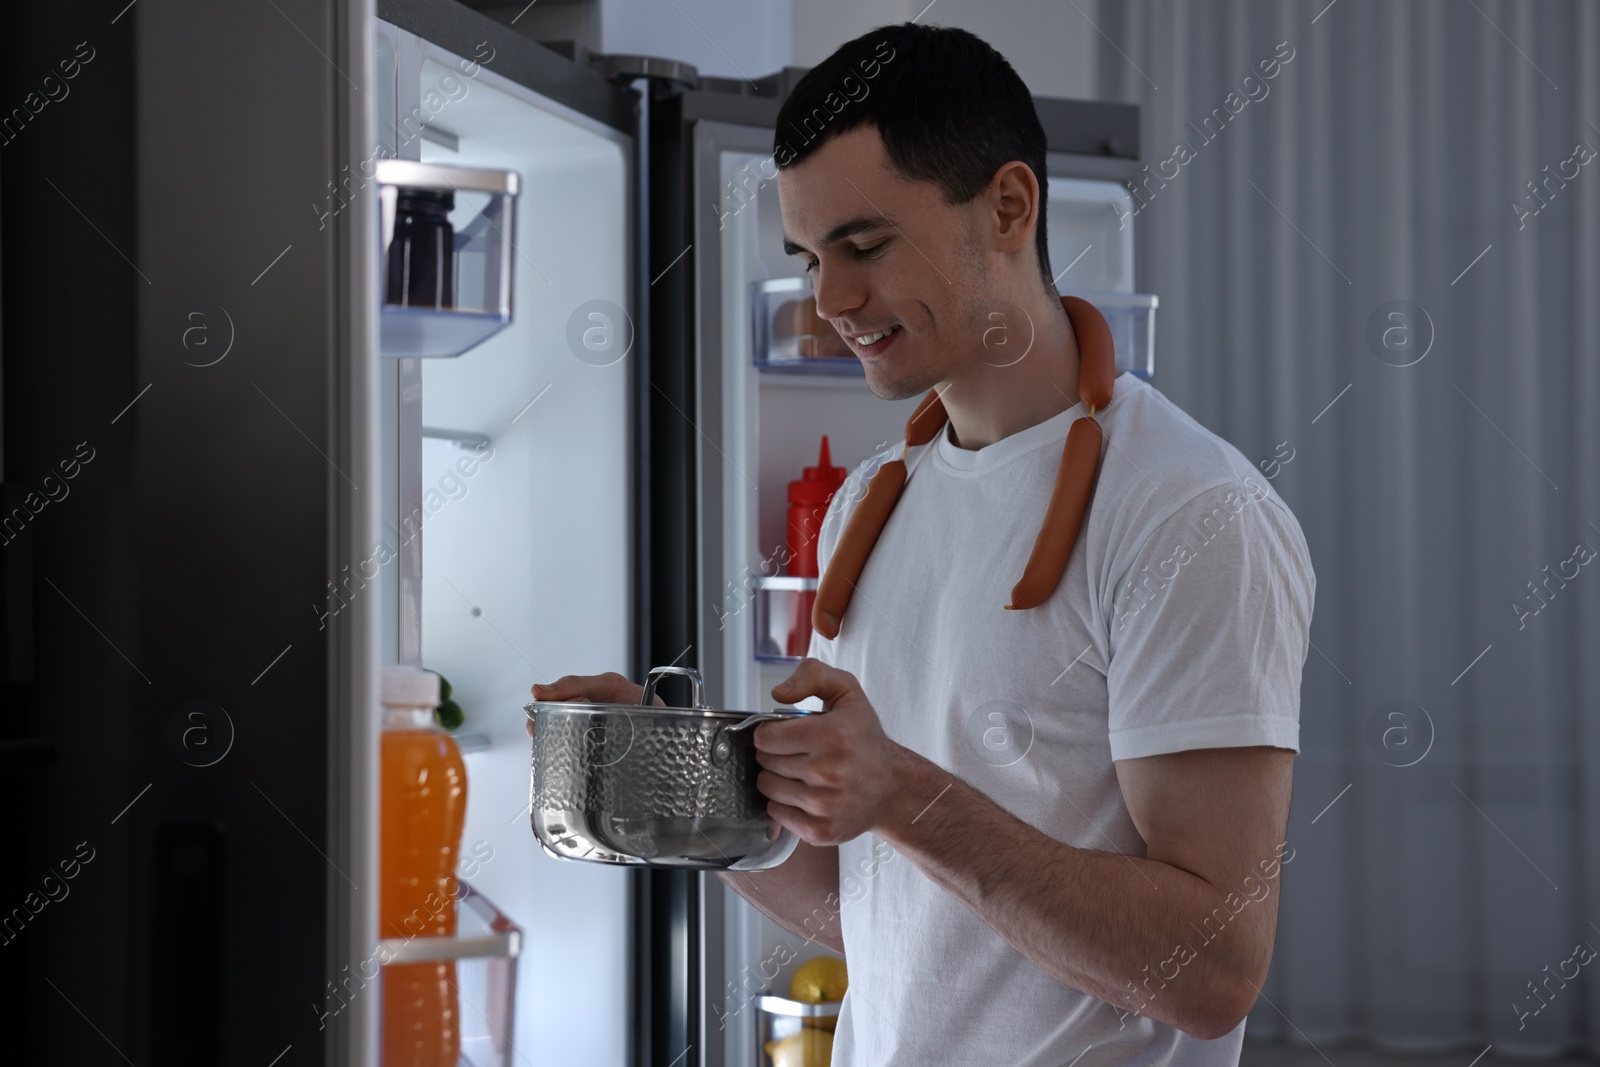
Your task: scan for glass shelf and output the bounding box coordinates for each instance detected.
[381,306,512,360]
[452,732,491,754]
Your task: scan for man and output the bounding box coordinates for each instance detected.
[534,21,1315,1067]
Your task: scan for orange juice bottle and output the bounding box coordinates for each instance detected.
[379,665,468,1067]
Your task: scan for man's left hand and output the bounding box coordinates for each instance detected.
[755,657,908,846]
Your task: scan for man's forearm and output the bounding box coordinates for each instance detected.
[873,746,1283,1038]
[717,841,845,954]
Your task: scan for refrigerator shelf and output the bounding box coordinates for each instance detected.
[749,278,1157,379]
[379,306,513,361]
[755,993,842,1017]
[751,277,859,371]
[377,159,520,359]
[452,731,491,755]
[378,881,522,1067]
[753,355,865,376]
[752,575,819,662]
[755,994,842,1066]
[422,426,494,451]
[377,880,521,964]
[1066,288,1159,380]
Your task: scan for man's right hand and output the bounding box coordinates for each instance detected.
[525,672,664,736]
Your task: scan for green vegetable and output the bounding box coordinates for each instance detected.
[430,671,465,730]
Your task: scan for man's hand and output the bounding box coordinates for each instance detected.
[756,657,909,846]
[524,672,664,737]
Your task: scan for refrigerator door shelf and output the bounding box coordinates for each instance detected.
[380,306,512,360]
[1045,176,1137,293]
[377,159,520,358]
[751,575,820,662]
[752,277,862,374]
[376,897,521,963]
[755,994,843,1067]
[1072,289,1159,380]
[748,279,1155,378]
[376,880,522,1067]
[754,356,866,376]
[754,993,842,1019]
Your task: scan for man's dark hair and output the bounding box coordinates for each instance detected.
[774,23,1055,291]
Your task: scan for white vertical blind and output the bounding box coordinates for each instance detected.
[1094,0,1600,1056]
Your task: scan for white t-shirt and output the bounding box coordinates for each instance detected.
[806,371,1315,1067]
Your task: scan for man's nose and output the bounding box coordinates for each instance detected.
[812,266,863,326]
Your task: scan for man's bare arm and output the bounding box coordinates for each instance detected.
[718,840,843,954]
[865,744,1293,1039]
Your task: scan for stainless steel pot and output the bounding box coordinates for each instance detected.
[524,666,820,870]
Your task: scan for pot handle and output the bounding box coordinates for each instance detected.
[640,665,708,709]
[723,707,821,733]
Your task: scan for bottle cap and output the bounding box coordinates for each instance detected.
[788,435,849,505]
[381,664,440,707]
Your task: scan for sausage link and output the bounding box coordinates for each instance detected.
[1063,295,1115,412]
[1004,415,1104,610]
[812,458,909,639]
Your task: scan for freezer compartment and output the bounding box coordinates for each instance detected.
[752,576,819,661]
[1074,289,1158,380]
[377,881,522,1067]
[377,159,519,358]
[752,277,858,373]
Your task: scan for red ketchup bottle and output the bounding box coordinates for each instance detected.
[785,436,848,656]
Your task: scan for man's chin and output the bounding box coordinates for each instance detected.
[863,365,938,403]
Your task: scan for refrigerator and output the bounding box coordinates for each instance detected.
[0,2,1145,1064]
[367,5,1150,1065]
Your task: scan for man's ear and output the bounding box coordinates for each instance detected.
[988,160,1041,256]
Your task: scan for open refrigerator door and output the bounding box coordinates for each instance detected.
[372,15,636,1066]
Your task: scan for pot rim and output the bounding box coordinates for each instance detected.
[523,700,809,722]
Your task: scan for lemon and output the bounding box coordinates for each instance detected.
[789,955,847,1002]
[789,955,846,1033]
[764,1027,834,1067]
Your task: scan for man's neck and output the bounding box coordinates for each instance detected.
[940,292,1082,451]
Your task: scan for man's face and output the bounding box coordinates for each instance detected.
[778,124,997,401]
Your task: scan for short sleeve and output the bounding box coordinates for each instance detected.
[1104,479,1315,761]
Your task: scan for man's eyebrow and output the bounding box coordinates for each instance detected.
[782,214,893,257]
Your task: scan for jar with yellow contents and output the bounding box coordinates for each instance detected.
[756,955,846,1067]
